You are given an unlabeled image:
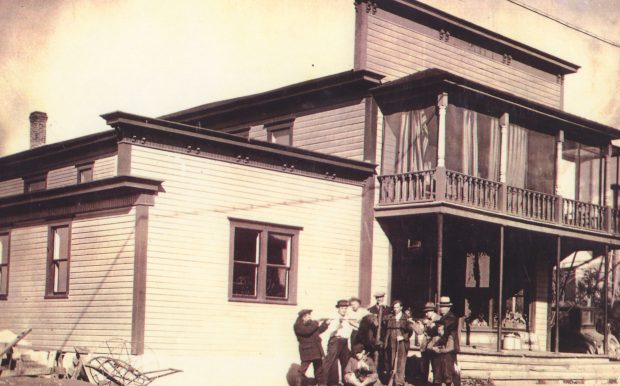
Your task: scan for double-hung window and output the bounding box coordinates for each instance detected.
[229,219,300,304]
[46,224,71,297]
[0,233,9,299]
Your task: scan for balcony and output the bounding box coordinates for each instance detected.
[378,167,619,235]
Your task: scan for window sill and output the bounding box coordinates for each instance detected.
[45,294,69,300]
[0,295,7,301]
[229,296,296,306]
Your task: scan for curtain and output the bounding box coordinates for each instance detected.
[488,117,500,181]
[462,110,479,177]
[396,109,433,173]
[506,123,528,188]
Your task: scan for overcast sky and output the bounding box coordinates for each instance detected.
[1,0,619,156]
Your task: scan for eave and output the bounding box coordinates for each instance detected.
[158,69,385,126]
[381,0,580,75]
[0,175,163,226]
[102,111,376,183]
[0,130,118,180]
[371,68,620,142]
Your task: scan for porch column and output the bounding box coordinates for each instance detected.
[498,113,509,211]
[555,131,564,224]
[604,245,610,355]
[436,214,444,303]
[497,225,505,352]
[555,235,561,353]
[437,93,448,168]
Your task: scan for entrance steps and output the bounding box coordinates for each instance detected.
[458,348,620,385]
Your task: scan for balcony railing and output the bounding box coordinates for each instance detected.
[377,167,618,235]
[506,186,556,223]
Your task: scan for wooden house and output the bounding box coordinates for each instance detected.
[2,1,620,385]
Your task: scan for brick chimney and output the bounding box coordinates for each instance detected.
[29,111,47,148]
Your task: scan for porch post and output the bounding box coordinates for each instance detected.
[436,213,443,303]
[604,245,610,355]
[497,225,505,352]
[498,113,509,212]
[437,93,448,168]
[554,131,565,224]
[555,235,561,353]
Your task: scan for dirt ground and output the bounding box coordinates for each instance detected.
[0,378,92,386]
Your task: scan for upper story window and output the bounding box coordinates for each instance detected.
[76,162,94,184]
[24,173,47,193]
[46,224,71,298]
[0,232,9,299]
[266,119,293,146]
[229,219,300,304]
[559,141,603,204]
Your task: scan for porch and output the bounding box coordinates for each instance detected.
[377,167,620,236]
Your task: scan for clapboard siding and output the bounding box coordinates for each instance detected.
[533,256,550,350]
[366,10,562,108]
[0,178,23,197]
[94,154,118,180]
[47,165,77,189]
[248,124,267,142]
[129,145,362,361]
[293,102,366,161]
[0,210,136,352]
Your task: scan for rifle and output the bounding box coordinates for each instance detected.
[386,335,399,386]
[373,306,383,370]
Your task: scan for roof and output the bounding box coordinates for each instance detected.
[371,68,620,141]
[382,0,579,75]
[159,69,384,125]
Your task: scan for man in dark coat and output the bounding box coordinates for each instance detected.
[438,296,461,386]
[383,299,413,386]
[294,309,330,386]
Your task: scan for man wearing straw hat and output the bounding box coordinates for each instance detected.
[322,299,354,386]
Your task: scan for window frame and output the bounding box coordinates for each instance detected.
[265,118,293,146]
[45,222,72,299]
[0,231,10,300]
[23,173,47,193]
[76,162,94,184]
[228,218,300,305]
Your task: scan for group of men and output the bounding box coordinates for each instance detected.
[292,292,461,386]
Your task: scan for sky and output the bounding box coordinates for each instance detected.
[0,0,619,156]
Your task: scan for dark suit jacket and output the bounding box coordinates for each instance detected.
[294,318,329,361]
[439,310,460,353]
[383,313,413,350]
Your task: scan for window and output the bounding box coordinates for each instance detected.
[265,119,293,146]
[46,224,71,297]
[24,173,47,193]
[76,163,94,184]
[0,233,9,299]
[229,219,300,304]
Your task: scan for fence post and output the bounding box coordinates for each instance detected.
[435,166,446,201]
[555,195,563,224]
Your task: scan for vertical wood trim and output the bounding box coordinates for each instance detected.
[555,235,561,353]
[354,4,369,70]
[358,177,375,305]
[131,205,148,355]
[604,244,610,355]
[363,97,378,163]
[499,113,509,184]
[554,131,564,196]
[497,225,504,352]
[117,142,132,176]
[436,214,443,301]
[437,93,448,168]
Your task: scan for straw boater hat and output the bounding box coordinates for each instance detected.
[439,296,453,307]
[423,301,436,312]
[373,291,386,298]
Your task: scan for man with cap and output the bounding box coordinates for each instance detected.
[367,291,390,380]
[438,296,461,386]
[322,299,354,386]
[344,343,378,386]
[367,291,389,318]
[294,308,330,386]
[419,301,441,383]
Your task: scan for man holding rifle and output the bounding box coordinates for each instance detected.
[384,299,413,386]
